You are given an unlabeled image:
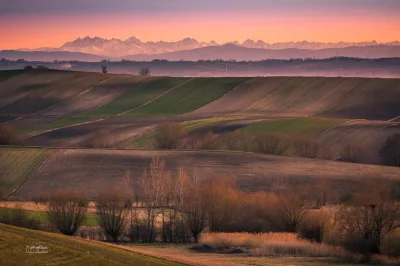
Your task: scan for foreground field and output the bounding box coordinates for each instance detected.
[0,224,186,266]
[8,148,400,200]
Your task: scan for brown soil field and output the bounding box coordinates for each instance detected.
[191,77,400,120]
[318,120,400,164]
[0,70,110,116]
[11,149,400,200]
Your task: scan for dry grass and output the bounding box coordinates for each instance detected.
[200,232,351,258]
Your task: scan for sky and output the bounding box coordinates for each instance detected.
[1,0,399,49]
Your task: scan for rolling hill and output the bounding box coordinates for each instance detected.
[0,223,186,266]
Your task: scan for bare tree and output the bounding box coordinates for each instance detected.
[96,188,129,242]
[139,67,151,76]
[174,168,190,242]
[293,138,320,158]
[155,123,187,149]
[183,170,207,243]
[277,190,310,232]
[47,190,88,236]
[380,134,400,167]
[138,158,169,242]
[254,133,289,155]
[336,184,400,254]
[101,65,108,74]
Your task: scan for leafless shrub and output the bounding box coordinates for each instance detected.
[139,67,151,76]
[0,124,22,145]
[276,191,310,233]
[335,184,400,255]
[254,133,289,155]
[96,188,129,242]
[293,138,320,158]
[185,131,220,150]
[340,144,364,163]
[155,123,187,149]
[47,190,88,236]
[81,130,116,148]
[380,134,400,167]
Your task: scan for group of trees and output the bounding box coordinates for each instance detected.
[100,65,151,76]
[0,124,22,145]
[2,157,400,258]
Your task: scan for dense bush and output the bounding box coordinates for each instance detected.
[155,123,187,149]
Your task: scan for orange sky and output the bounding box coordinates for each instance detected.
[1,8,399,49]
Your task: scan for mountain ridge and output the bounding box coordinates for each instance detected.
[16,36,400,57]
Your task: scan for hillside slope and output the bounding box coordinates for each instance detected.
[191,77,400,120]
[10,148,400,200]
[0,224,186,266]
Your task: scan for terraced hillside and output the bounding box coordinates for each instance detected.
[192,77,400,120]
[11,148,400,200]
[0,70,399,168]
[0,224,186,266]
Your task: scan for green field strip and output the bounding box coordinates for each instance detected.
[130,77,248,116]
[238,117,347,138]
[0,207,98,226]
[83,77,188,117]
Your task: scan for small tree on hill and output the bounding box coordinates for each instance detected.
[101,65,108,74]
[139,67,151,76]
[47,190,88,236]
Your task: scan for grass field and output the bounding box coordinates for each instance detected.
[0,223,186,266]
[84,77,187,116]
[0,207,98,226]
[0,148,49,195]
[130,78,247,115]
[238,117,346,137]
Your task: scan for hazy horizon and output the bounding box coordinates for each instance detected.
[1,0,400,50]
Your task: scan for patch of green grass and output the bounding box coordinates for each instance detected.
[0,148,49,195]
[20,116,90,134]
[0,223,186,266]
[0,69,26,82]
[241,117,346,137]
[130,78,248,115]
[84,77,187,116]
[0,208,98,226]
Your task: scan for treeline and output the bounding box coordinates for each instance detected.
[2,157,400,258]
[155,123,400,167]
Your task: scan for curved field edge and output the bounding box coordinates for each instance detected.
[130,77,248,116]
[0,224,187,266]
[0,147,50,195]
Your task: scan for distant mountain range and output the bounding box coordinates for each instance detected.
[16,36,400,57]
